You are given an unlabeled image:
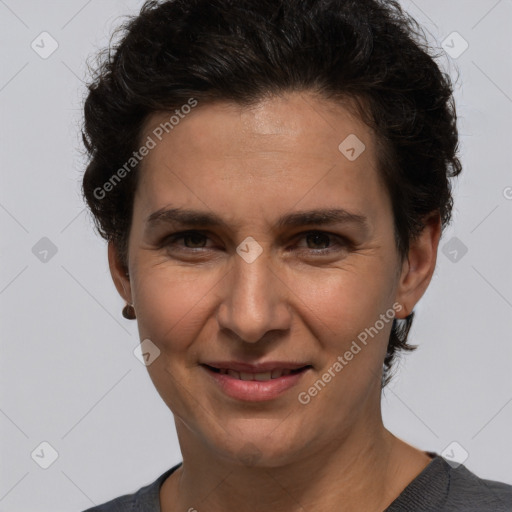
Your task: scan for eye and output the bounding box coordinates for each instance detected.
[159,229,349,256]
[295,230,347,253]
[163,230,212,250]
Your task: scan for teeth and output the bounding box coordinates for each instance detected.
[216,368,301,381]
[254,372,272,381]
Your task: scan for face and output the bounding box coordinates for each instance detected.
[109,91,438,467]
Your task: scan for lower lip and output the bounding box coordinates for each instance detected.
[202,365,310,402]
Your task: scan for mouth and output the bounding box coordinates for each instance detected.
[203,364,311,381]
[201,362,312,401]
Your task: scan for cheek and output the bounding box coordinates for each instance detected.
[296,268,395,411]
[132,265,222,352]
[131,267,222,415]
[296,261,395,339]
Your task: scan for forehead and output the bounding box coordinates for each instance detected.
[135,92,388,228]
[142,92,372,160]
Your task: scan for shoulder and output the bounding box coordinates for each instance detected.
[82,493,135,512]
[81,463,182,512]
[445,462,512,511]
[386,454,512,512]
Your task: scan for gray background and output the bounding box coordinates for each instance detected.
[1,0,511,510]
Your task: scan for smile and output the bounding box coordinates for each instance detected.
[201,363,312,401]
[206,366,307,381]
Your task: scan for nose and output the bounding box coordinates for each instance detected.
[216,252,292,344]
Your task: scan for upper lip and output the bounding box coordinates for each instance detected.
[202,361,311,373]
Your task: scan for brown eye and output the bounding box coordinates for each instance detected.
[305,232,332,250]
[181,232,208,248]
[295,230,348,254]
[163,230,211,251]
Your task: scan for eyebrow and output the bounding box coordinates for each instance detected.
[145,206,370,233]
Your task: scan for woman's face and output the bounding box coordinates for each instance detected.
[110,92,432,466]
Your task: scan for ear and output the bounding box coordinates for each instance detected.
[108,241,132,304]
[395,212,441,319]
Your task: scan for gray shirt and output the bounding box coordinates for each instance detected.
[82,453,512,511]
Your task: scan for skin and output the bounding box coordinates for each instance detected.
[108,91,441,512]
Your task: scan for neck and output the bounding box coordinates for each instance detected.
[161,417,431,512]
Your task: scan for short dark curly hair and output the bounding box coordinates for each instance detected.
[81,0,462,386]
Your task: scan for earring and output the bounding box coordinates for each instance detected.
[122,303,136,320]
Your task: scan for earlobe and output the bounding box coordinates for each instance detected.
[394,212,441,319]
[108,241,132,304]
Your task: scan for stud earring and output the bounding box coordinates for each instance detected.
[122,303,136,320]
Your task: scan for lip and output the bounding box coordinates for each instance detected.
[201,362,312,402]
[202,361,310,372]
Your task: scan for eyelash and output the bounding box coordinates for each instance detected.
[160,230,350,255]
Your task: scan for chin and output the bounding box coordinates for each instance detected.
[210,428,306,469]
